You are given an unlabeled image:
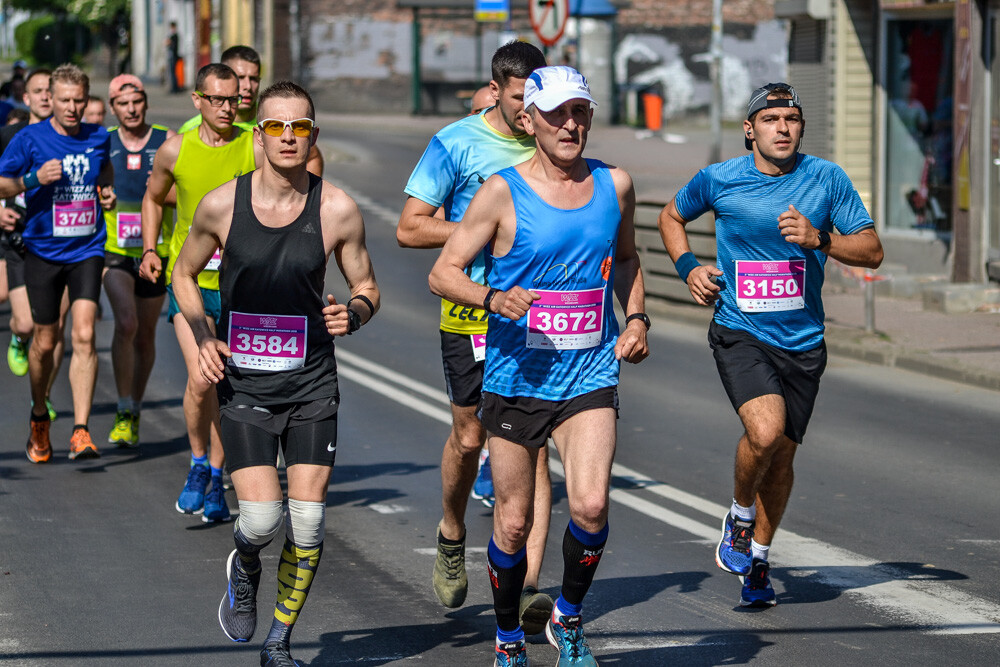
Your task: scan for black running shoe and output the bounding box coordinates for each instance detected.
[219,549,261,642]
[260,641,299,667]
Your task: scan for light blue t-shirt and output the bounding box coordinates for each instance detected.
[483,160,622,400]
[674,153,874,351]
[404,111,535,334]
[0,119,111,263]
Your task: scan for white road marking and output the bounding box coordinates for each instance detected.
[369,504,411,514]
[337,355,1000,635]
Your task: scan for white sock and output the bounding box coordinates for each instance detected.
[751,539,770,562]
[730,498,756,522]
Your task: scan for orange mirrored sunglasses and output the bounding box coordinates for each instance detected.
[257,118,315,137]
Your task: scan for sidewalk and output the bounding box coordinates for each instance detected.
[126,76,1000,392]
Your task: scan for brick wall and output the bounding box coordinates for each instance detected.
[617,0,775,28]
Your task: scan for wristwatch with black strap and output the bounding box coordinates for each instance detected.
[625,312,651,330]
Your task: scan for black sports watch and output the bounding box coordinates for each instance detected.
[816,230,832,251]
[626,312,651,330]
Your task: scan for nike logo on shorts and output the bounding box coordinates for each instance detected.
[327,442,337,452]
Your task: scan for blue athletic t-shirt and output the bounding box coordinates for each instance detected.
[0,120,111,262]
[404,111,535,334]
[483,159,622,401]
[674,153,873,352]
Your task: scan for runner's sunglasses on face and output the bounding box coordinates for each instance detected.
[257,118,315,138]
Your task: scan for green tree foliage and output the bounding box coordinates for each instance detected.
[7,0,131,25]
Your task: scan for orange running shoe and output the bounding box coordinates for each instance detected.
[26,418,52,464]
[68,427,100,460]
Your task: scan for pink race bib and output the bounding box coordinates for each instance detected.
[206,248,222,271]
[735,260,806,312]
[53,198,97,237]
[471,334,487,362]
[228,312,307,371]
[526,287,604,350]
[116,212,142,248]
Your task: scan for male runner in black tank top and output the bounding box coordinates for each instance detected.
[171,81,380,667]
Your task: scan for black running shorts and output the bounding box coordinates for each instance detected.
[3,241,24,289]
[440,329,484,408]
[220,395,340,472]
[23,252,104,325]
[478,386,619,448]
[104,252,167,298]
[708,321,827,444]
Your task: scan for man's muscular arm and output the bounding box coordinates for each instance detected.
[321,184,380,336]
[139,135,181,281]
[396,196,456,248]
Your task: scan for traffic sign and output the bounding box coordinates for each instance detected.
[529,0,569,47]
[475,0,510,22]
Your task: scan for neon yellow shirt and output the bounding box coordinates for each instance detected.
[167,127,256,290]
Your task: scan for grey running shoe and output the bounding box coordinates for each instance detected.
[432,526,467,608]
[260,640,299,667]
[218,549,261,642]
[519,586,554,636]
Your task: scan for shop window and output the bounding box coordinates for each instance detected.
[885,19,953,233]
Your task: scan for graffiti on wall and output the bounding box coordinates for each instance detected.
[306,17,787,118]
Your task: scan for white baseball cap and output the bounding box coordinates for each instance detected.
[523,66,598,112]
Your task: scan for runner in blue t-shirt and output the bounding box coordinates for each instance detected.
[0,64,116,464]
[659,83,884,608]
[430,65,650,667]
[396,41,557,636]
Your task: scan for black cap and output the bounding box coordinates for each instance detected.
[745,82,802,150]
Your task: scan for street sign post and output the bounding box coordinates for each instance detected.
[529,0,569,47]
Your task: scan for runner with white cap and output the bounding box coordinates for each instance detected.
[430,64,650,667]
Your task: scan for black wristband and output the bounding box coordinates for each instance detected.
[483,287,499,313]
[347,294,374,317]
[141,248,158,259]
[346,309,362,335]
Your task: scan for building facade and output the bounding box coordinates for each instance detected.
[780,0,998,285]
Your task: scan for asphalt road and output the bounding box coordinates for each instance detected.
[0,121,998,666]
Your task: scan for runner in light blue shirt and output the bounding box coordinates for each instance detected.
[659,82,884,609]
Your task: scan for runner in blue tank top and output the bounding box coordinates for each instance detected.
[659,83,884,608]
[0,64,117,464]
[101,74,177,449]
[431,66,650,667]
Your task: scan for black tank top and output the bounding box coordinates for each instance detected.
[218,172,338,406]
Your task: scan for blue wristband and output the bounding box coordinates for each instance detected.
[674,251,701,283]
[22,171,40,189]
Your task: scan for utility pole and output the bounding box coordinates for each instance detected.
[708,0,723,165]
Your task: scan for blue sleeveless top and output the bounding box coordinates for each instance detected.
[483,158,622,400]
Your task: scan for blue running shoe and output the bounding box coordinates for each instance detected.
[472,450,495,508]
[740,558,777,607]
[175,463,210,514]
[219,549,261,641]
[716,512,754,576]
[203,477,232,523]
[546,613,597,666]
[494,639,530,667]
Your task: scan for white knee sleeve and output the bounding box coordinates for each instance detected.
[235,500,284,545]
[286,499,326,548]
